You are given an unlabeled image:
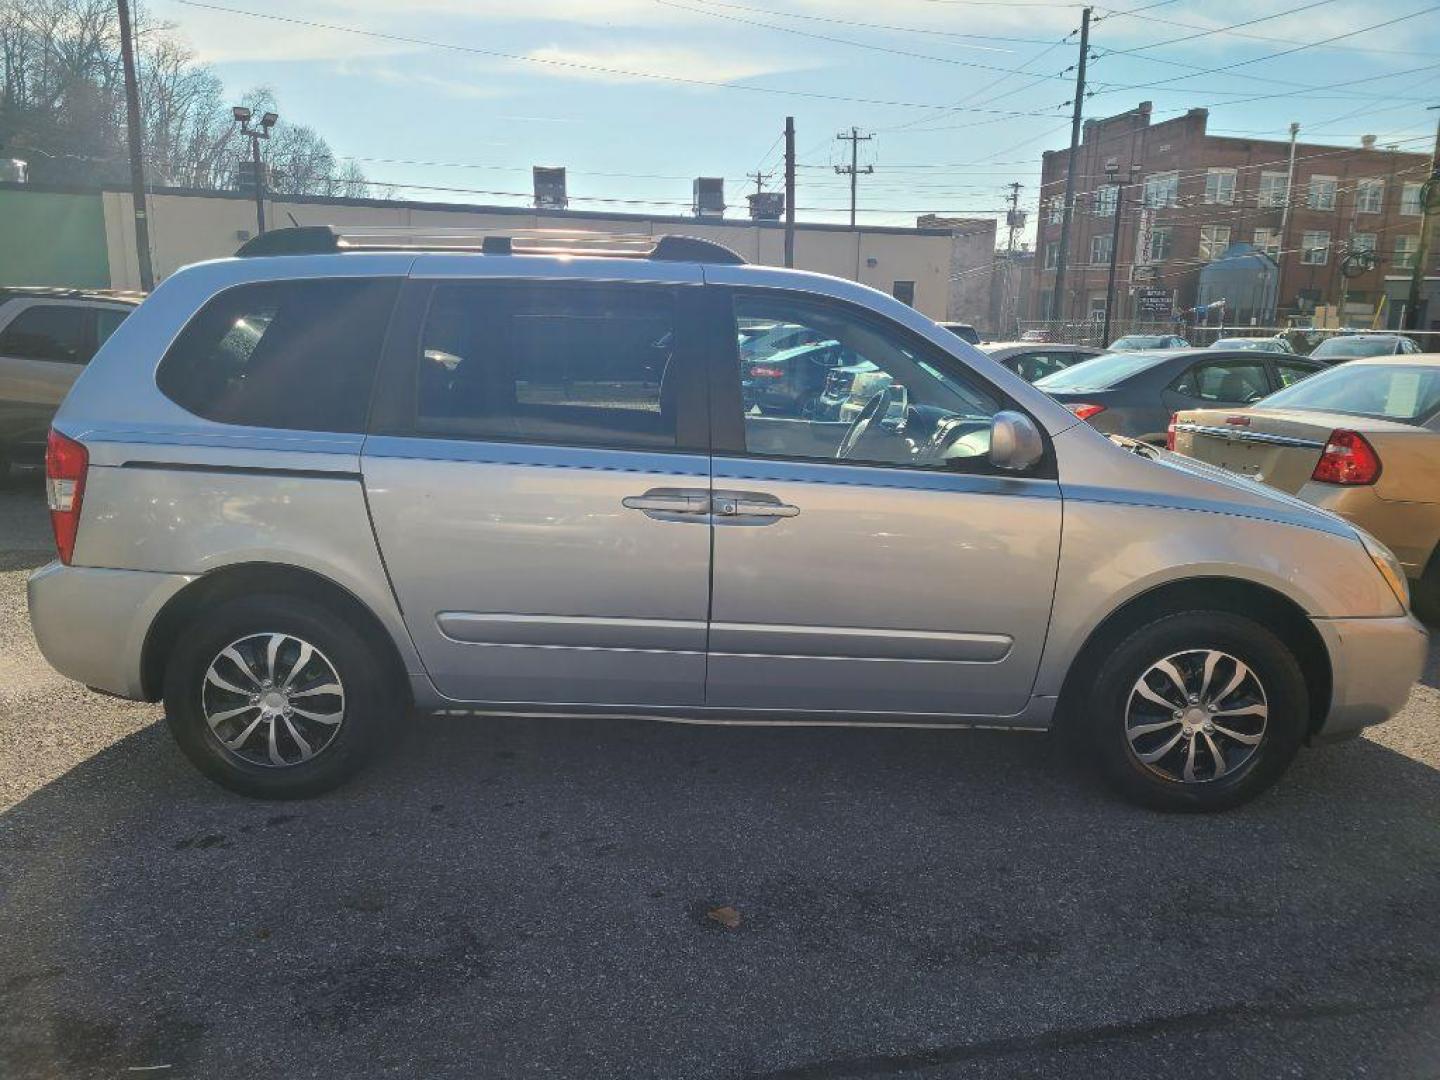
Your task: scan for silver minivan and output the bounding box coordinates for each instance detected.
[27,228,1428,811]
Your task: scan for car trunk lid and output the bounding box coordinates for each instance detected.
[1172,408,1416,493]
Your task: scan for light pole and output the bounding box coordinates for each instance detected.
[233,106,278,235]
[1102,161,1139,348]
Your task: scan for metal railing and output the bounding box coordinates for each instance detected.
[1013,320,1440,354]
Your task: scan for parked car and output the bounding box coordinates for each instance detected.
[0,288,139,476]
[979,342,1104,383]
[1171,355,1440,619]
[28,226,1426,812]
[1018,328,1052,343]
[937,321,980,345]
[1209,337,1293,354]
[739,320,823,360]
[1035,348,1326,444]
[1309,333,1421,363]
[741,338,862,414]
[1109,333,1190,351]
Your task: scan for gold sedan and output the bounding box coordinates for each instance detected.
[1171,354,1440,618]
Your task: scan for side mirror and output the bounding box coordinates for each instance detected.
[990,410,1044,472]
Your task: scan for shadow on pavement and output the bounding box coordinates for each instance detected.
[2,703,1439,1079]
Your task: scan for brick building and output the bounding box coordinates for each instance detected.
[915,215,997,327]
[1031,102,1431,328]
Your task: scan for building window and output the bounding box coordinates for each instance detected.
[1306,176,1337,211]
[1047,198,1064,224]
[1045,241,1060,268]
[1147,226,1173,262]
[1199,225,1232,261]
[1300,230,1329,265]
[1349,233,1377,256]
[1356,178,1384,214]
[1203,169,1236,205]
[1395,235,1419,270]
[1143,171,1178,208]
[1090,233,1113,264]
[1401,182,1423,216]
[1088,296,1107,320]
[1093,186,1117,215]
[1258,172,1288,209]
[1253,228,1282,258]
[892,281,916,306]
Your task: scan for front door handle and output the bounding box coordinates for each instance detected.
[712,493,800,519]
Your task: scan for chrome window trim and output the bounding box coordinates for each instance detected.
[1172,422,1325,450]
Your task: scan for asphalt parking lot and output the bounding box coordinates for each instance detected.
[1,471,1437,1080]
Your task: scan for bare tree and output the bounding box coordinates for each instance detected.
[0,0,368,196]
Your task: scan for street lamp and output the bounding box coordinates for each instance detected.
[1102,160,1140,348]
[233,106,278,235]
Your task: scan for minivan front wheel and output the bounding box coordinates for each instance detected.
[1082,611,1307,812]
[164,594,398,798]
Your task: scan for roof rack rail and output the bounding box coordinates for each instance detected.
[234,226,745,265]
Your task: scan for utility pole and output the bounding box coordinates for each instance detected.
[1278,121,1300,303]
[1102,163,1138,348]
[745,170,769,196]
[1403,106,1440,331]
[784,116,796,268]
[834,127,874,228]
[115,0,154,292]
[1005,182,1023,253]
[233,106,278,236]
[1049,7,1091,322]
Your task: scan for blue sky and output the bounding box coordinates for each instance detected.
[154,0,1440,240]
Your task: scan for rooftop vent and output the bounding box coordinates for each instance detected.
[693,177,725,218]
[533,166,568,210]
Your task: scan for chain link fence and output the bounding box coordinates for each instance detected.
[1013,320,1440,354]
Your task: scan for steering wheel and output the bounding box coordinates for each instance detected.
[836,383,908,461]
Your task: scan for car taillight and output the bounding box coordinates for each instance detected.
[749,365,784,379]
[1165,414,1177,451]
[1311,429,1381,486]
[45,428,88,565]
[1066,403,1106,422]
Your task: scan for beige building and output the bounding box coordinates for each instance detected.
[1,182,957,319]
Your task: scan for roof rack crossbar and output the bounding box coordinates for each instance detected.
[234,226,744,264]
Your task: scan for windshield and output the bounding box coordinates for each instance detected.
[1034,350,1163,390]
[1110,335,1168,350]
[1260,364,1440,424]
[1312,337,1399,359]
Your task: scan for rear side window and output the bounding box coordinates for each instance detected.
[0,304,92,363]
[414,282,679,451]
[157,278,398,432]
[1172,359,1269,403]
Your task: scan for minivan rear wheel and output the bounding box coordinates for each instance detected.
[1081,611,1307,812]
[163,593,399,798]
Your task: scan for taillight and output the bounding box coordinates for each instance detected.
[45,428,88,565]
[1311,429,1381,486]
[1066,403,1106,422]
[1225,415,1250,427]
[748,365,784,379]
[1166,414,1177,451]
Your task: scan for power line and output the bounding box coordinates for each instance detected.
[1088,7,1440,57]
[174,0,1062,120]
[674,0,1059,47]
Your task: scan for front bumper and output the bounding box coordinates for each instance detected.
[1312,613,1430,741]
[27,561,194,700]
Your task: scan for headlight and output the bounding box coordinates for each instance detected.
[1356,528,1410,610]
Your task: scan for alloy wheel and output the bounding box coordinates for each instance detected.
[200,633,345,768]
[1124,648,1267,783]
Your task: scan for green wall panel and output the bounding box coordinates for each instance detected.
[0,190,110,288]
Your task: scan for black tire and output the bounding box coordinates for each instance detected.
[163,593,400,799]
[1079,610,1308,812]
[1412,555,1440,627]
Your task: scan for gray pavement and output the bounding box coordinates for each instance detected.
[1,470,1437,1079]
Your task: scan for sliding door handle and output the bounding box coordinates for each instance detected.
[623,490,710,515]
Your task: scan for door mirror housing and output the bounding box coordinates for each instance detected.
[989,410,1044,472]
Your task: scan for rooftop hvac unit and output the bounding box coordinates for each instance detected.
[747,191,784,221]
[0,159,27,183]
[693,177,725,218]
[533,166,568,210]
